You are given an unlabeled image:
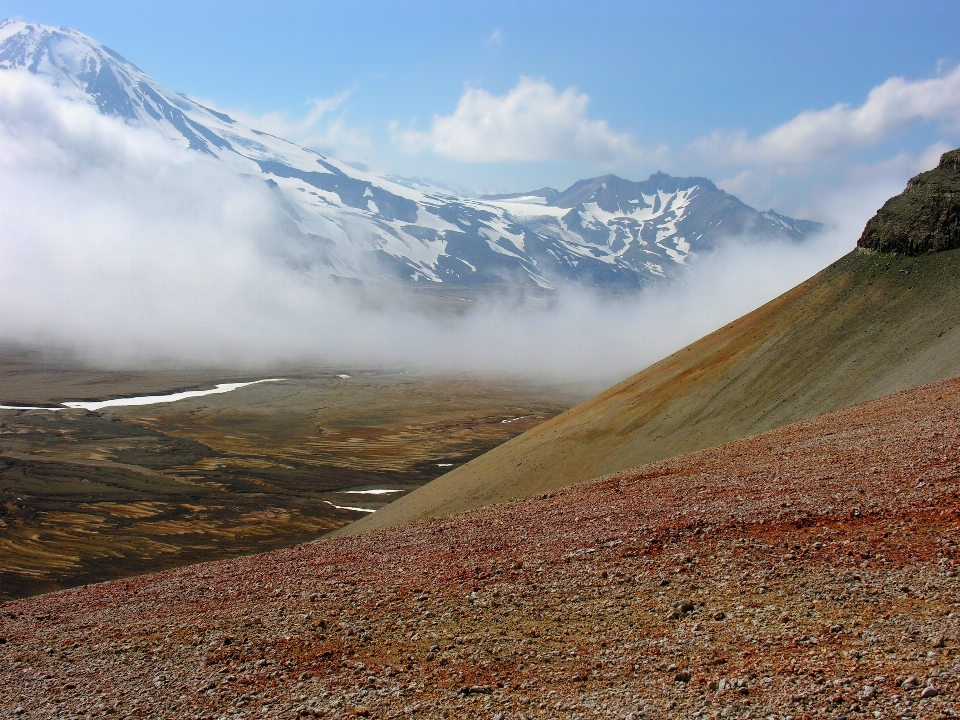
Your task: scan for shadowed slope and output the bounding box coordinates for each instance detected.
[336,246,960,536]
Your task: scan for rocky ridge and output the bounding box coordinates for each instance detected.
[858,148,960,255]
[2,375,960,718]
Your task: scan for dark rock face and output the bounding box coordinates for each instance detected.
[858,149,960,255]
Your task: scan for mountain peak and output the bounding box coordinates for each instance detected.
[644,170,719,193]
[1,19,823,291]
[938,147,960,173]
[551,171,720,210]
[0,20,149,119]
[858,147,960,255]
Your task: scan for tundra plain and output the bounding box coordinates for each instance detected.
[0,350,585,601]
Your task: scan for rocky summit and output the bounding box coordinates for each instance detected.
[858,148,960,255]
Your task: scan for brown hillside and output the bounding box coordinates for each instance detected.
[3,375,960,718]
[337,247,960,536]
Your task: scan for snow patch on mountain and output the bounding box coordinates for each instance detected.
[0,19,823,290]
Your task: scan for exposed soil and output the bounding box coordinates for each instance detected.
[3,375,960,718]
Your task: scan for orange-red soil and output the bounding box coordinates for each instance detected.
[3,377,960,719]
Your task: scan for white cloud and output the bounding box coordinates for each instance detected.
[201,89,371,156]
[691,64,960,165]
[844,140,952,182]
[485,28,503,45]
[0,71,862,387]
[393,77,639,164]
[712,141,950,220]
[0,73,317,365]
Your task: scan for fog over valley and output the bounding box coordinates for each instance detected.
[0,72,888,385]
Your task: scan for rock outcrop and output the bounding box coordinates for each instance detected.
[858,148,960,254]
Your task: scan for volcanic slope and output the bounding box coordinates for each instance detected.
[337,242,960,536]
[3,375,960,718]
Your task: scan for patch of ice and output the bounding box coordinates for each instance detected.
[504,195,546,205]
[481,200,568,220]
[0,404,64,411]
[526,268,557,289]
[644,261,665,277]
[482,235,526,260]
[412,208,460,234]
[339,489,403,495]
[479,216,527,252]
[372,224,447,277]
[663,246,687,265]
[53,379,284,412]
[323,500,376,513]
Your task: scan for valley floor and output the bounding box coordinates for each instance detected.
[2,375,960,718]
[0,350,582,600]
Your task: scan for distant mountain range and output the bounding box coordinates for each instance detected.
[0,19,823,290]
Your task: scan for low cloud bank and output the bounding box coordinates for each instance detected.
[1,74,879,386]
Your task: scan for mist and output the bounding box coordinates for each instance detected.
[0,74,880,387]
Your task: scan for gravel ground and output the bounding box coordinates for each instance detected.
[2,376,960,719]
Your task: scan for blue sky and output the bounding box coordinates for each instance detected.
[2,0,960,216]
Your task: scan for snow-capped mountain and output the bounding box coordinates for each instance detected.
[0,20,822,290]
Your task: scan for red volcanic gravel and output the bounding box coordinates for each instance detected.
[3,377,960,719]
